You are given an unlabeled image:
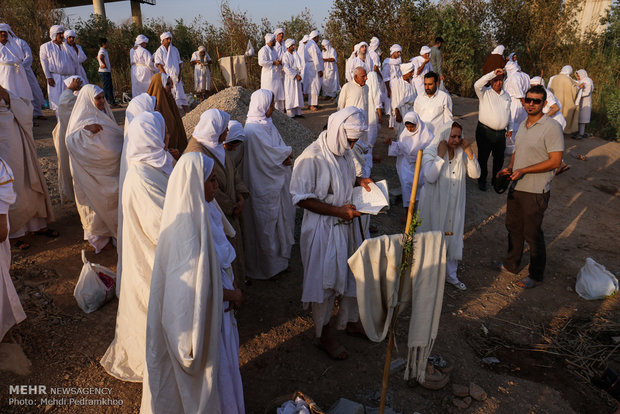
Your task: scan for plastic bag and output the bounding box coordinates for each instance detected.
[74,250,116,313]
[575,257,618,300]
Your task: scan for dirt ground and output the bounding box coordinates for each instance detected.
[1,94,619,414]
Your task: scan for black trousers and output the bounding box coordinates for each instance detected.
[504,189,550,281]
[98,72,114,104]
[475,122,506,184]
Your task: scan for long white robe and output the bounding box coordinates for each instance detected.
[281,51,303,111]
[504,69,529,135]
[543,89,566,130]
[15,38,45,117]
[131,46,155,97]
[66,86,123,252]
[101,162,168,382]
[0,37,32,101]
[39,41,73,110]
[0,159,26,341]
[64,43,88,83]
[153,44,188,108]
[258,45,283,100]
[304,39,324,104]
[51,88,77,204]
[410,56,433,97]
[321,44,339,97]
[242,119,295,279]
[577,73,593,123]
[0,93,53,237]
[419,136,481,260]
[191,51,211,92]
[413,90,453,135]
[390,76,417,137]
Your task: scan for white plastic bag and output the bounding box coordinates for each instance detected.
[74,250,116,313]
[575,257,618,300]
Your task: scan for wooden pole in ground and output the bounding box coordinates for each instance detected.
[379,149,424,414]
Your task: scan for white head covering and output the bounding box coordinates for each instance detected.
[125,92,157,130]
[49,24,65,40]
[504,60,519,75]
[246,89,273,126]
[160,32,172,43]
[192,109,231,166]
[63,75,84,88]
[419,45,431,55]
[325,107,367,156]
[135,34,149,45]
[0,23,12,35]
[321,39,329,47]
[66,84,122,138]
[265,33,275,44]
[369,36,379,49]
[0,158,16,214]
[309,30,320,39]
[400,62,415,75]
[284,38,295,49]
[390,44,402,54]
[301,35,309,43]
[274,27,284,36]
[225,120,245,144]
[529,76,544,87]
[198,45,206,52]
[400,110,435,149]
[560,65,573,75]
[491,45,505,55]
[64,29,76,38]
[358,41,369,52]
[576,69,588,80]
[126,111,174,176]
[508,52,516,61]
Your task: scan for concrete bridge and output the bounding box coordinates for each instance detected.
[56,0,155,27]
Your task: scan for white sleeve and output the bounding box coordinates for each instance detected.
[258,47,273,68]
[39,44,51,78]
[474,71,496,100]
[421,147,445,184]
[444,95,454,125]
[18,39,33,66]
[466,153,481,179]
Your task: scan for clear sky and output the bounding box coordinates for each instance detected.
[63,0,333,28]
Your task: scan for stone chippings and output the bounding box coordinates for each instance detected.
[182,86,317,155]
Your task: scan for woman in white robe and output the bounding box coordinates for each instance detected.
[66,84,123,252]
[419,123,481,290]
[321,39,340,97]
[243,89,295,280]
[0,158,26,341]
[575,69,593,138]
[141,152,244,414]
[281,39,304,118]
[131,35,155,98]
[386,111,434,207]
[101,111,172,382]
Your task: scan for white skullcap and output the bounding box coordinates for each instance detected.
[135,34,148,45]
[560,65,573,75]
[265,33,275,44]
[64,29,76,38]
[49,25,65,40]
[160,32,172,42]
[309,30,319,39]
[491,45,505,55]
[198,45,206,52]
[420,45,431,55]
[358,41,368,49]
[284,38,295,49]
[529,76,544,87]
[274,27,284,36]
[302,35,309,43]
[390,44,402,54]
[400,62,415,75]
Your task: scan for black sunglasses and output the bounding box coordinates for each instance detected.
[524,97,543,105]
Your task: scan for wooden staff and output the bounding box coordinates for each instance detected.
[379,149,424,414]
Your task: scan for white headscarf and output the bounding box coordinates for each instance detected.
[246,89,273,126]
[491,45,505,55]
[321,39,329,47]
[160,32,172,43]
[49,24,65,40]
[124,92,156,130]
[0,158,16,214]
[265,33,275,44]
[225,120,245,144]
[529,76,545,87]
[401,62,415,75]
[576,69,589,81]
[504,60,519,76]
[560,65,573,75]
[400,111,435,151]
[390,44,402,55]
[135,34,148,45]
[126,111,174,176]
[301,35,309,43]
[66,84,121,138]
[192,109,231,166]
[0,23,13,36]
[369,36,379,51]
[358,41,369,53]
[284,38,295,49]
[274,27,284,36]
[419,46,431,55]
[325,107,367,156]
[64,29,76,38]
[309,30,319,39]
[198,45,206,52]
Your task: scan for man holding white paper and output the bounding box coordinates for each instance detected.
[290,107,372,360]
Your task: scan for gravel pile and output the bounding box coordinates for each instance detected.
[182,86,317,155]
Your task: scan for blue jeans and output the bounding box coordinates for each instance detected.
[98,72,114,104]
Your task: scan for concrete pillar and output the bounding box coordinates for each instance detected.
[93,0,106,17]
[131,0,143,28]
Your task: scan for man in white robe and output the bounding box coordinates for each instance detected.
[273,28,286,111]
[154,32,188,115]
[0,24,32,102]
[11,31,46,118]
[321,39,340,98]
[413,71,453,135]
[290,107,370,359]
[130,35,155,98]
[297,35,309,95]
[419,123,480,290]
[282,39,303,118]
[190,46,212,100]
[347,42,372,81]
[368,36,381,74]
[258,33,283,110]
[52,75,83,204]
[390,62,417,138]
[63,30,88,82]
[0,158,26,341]
[382,44,402,128]
[0,84,54,241]
[242,89,295,280]
[66,84,123,252]
[305,30,324,110]
[411,45,433,97]
[39,25,73,111]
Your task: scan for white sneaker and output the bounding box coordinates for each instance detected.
[448,280,467,290]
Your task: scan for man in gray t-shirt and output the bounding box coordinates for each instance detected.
[496,85,564,288]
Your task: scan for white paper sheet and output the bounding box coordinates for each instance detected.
[352,179,389,215]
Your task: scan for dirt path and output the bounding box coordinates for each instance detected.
[1,96,619,414]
